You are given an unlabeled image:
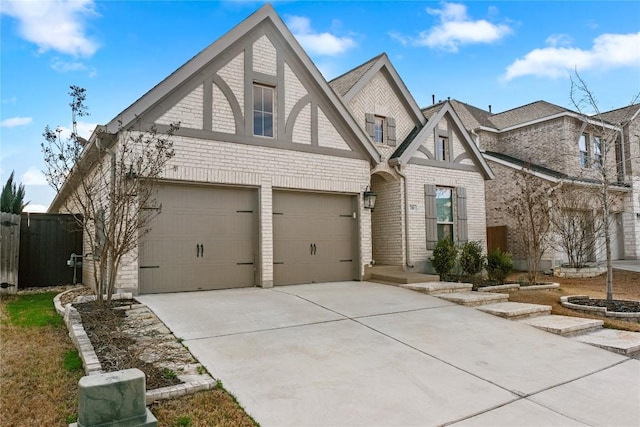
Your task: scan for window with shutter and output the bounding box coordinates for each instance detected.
[365,113,375,140]
[387,117,396,146]
[425,184,437,249]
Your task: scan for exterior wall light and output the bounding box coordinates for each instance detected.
[363,186,377,210]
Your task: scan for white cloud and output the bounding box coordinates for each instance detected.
[1,0,99,57]
[56,121,99,141]
[395,2,512,52]
[286,15,356,56]
[504,32,640,81]
[0,116,33,127]
[51,58,87,73]
[22,167,48,186]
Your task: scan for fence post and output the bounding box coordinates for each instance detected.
[0,212,20,295]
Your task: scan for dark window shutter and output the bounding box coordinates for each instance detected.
[425,184,437,250]
[365,113,375,139]
[457,187,468,243]
[387,117,396,146]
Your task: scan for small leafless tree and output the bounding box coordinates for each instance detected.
[42,86,179,306]
[498,167,555,284]
[570,71,639,303]
[550,186,603,268]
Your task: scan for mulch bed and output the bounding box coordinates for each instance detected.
[74,299,181,390]
[567,297,640,313]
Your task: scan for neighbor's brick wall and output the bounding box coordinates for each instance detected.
[371,174,403,265]
[404,164,487,272]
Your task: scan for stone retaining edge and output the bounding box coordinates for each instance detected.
[54,289,218,403]
[560,295,640,323]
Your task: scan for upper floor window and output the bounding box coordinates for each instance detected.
[592,136,602,169]
[253,84,274,137]
[437,135,450,161]
[365,113,396,146]
[579,133,589,168]
[374,116,385,143]
[436,187,454,242]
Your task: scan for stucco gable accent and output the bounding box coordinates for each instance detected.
[390,102,495,180]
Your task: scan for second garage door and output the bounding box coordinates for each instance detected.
[273,191,357,286]
[139,184,257,293]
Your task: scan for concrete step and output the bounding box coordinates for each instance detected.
[433,291,509,307]
[573,329,640,357]
[401,282,472,295]
[477,302,552,320]
[371,270,440,285]
[519,315,604,336]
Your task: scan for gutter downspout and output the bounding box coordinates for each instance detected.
[394,165,414,269]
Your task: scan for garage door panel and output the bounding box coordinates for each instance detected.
[273,191,357,286]
[140,185,256,293]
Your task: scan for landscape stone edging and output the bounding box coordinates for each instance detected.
[54,289,217,403]
[554,266,607,278]
[561,295,640,323]
[477,282,560,293]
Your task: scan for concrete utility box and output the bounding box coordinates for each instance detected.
[70,368,157,427]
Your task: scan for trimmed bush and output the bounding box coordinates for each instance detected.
[459,241,486,276]
[486,248,513,284]
[430,239,458,280]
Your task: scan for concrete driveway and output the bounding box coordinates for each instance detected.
[138,281,639,426]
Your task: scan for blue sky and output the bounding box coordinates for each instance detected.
[1,0,639,211]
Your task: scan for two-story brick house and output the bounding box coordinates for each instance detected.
[49,4,494,294]
[446,99,639,269]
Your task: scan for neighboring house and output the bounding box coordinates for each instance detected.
[49,4,494,294]
[445,99,639,269]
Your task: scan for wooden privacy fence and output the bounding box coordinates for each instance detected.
[487,225,508,253]
[19,213,83,288]
[1,212,21,294]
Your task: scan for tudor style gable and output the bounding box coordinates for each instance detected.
[390,101,494,180]
[330,54,426,161]
[105,5,379,163]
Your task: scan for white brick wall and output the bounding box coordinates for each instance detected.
[157,85,203,128]
[212,82,236,133]
[253,35,277,76]
[317,107,350,150]
[348,71,415,155]
[404,164,487,270]
[292,103,311,145]
[218,53,244,115]
[371,174,403,265]
[284,62,307,122]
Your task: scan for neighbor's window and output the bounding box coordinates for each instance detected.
[437,135,449,161]
[374,116,385,143]
[592,136,602,169]
[253,84,274,137]
[436,187,454,242]
[579,133,589,168]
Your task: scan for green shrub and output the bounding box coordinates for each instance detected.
[486,248,513,284]
[459,241,486,276]
[430,239,458,280]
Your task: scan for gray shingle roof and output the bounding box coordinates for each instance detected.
[600,104,640,124]
[488,101,570,129]
[328,54,383,97]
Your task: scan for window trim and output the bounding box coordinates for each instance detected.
[579,133,589,168]
[252,83,275,138]
[436,186,454,243]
